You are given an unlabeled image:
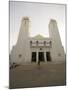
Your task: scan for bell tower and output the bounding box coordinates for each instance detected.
[17,17,30,44]
[11,17,31,64]
[49,19,65,62]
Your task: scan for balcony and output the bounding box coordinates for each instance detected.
[30,40,52,48]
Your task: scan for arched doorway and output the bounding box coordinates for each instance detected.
[38,52,45,62]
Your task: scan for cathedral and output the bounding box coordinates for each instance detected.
[10,17,65,64]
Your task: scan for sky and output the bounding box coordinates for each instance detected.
[10,1,66,52]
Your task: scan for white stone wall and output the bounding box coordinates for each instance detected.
[10,17,31,64]
[49,19,65,62]
[10,18,65,64]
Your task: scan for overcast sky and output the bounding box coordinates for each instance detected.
[10,1,66,52]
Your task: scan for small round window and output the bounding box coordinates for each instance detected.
[19,54,22,58]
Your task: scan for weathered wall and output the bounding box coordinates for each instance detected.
[49,19,65,62]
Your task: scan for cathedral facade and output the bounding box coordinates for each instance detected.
[10,17,65,64]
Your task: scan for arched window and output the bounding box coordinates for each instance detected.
[36,41,38,45]
[50,41,52,46]
[44,41,46,45]
[30,41,32,44]
[30,41,32,46]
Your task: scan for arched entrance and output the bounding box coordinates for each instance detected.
[38,52,45,62]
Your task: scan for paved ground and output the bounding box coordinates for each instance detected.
[9,62,66,89]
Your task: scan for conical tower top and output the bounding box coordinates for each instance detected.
[49,19,57,25]
[21,16,30,21]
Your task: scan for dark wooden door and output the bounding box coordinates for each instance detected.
[46,52,51,61]
[39,52,45,62]
[32,52,36,62]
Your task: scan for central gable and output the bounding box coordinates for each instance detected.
[32,34,45,39]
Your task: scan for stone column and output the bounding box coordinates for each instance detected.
[36,51,38,63]
[44,52,47,62]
